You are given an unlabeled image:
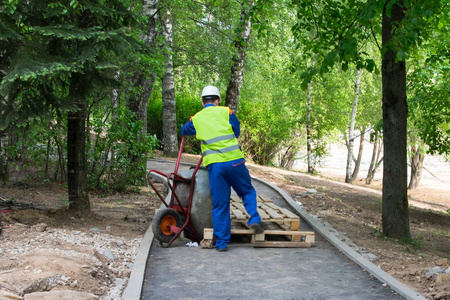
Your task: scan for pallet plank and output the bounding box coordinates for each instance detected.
[279,207,299,219]
[257,208,271,220]
[253,241,311,248]
[232,209,247,221]
[200,195,316,248]
[258,195,273,203]
[263,207,284,220]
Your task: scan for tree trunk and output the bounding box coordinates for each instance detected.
[126,0,159,134]
[408,143,425,189]
[160,8,178,157]
[279,145,297,169]
[224,0,253,113]
[0,131,8,186]
[306,74,313,174]
[67,98,89,211]
[351,126,366,181]
[381,0,410,239]
[54,135,63,181]
[366,131,383,184]
[345,69,361,183]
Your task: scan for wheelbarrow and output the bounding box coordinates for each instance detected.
[147,136,213,247]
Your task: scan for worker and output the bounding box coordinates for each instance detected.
[181,85,264,252]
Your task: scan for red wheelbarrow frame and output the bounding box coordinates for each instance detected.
[147,136,203,247]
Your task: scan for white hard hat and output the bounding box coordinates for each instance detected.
[201,85,221,101]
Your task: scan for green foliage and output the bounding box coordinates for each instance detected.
[239,96,300,165]
[175,93,203,153]
[148,88,202,153]
[0,0,146,129]
[372,225,388,240]
[291,0,381,89]
[87,108,158,191]
[147,97,163,139]
[401,236,423,252]
[290,0,447,88]
[408,33,450,155]
[171,0,239,84]
[0,0,156,200]
[0,118,67,183]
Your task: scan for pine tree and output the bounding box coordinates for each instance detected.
[0,0,145,210]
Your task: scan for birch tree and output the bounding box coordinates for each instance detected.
[126,0,160,136]
[225,0,253,113]
[345,69,361,183]
[350,125,366,181]
[306,74,313,174]
[160,7,178,156]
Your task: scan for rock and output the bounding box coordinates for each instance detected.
[122,269,131,278]
[426,267,444,277]
[434,274,450,284]
[24,290,98,300]
[21,275,60,295]
[306,189,317,194]
[435,258,448,266]
[69,280,78,287]
[0,290,23,299]
[102,249,115,260]
[31,223,47,232]
[200,239,214,249]
[361,253,378,262]
[433,291,450,300]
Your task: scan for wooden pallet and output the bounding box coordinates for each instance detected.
[201,195,315,248]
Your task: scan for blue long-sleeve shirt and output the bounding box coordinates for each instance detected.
[181,104,241,138]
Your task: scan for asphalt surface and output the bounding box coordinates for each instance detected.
[123,159,426,300]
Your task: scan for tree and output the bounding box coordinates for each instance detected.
[291,0,449,239]
[407,23,450,157]
[345,69,361,183]
[366,128,383,185]
[380,0,410,239]
[126,0,160,136]
[306,71,313,174]
[237,2,307,167]
[225,0,253,112]
[407,131,425,190]
[350,125,366,181]
[160,4,178,156]
[0,0,145,210]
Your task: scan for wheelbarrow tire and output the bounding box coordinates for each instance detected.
[152,207,182,243]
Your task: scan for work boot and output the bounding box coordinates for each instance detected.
[216,247,228,252]
[250,222,264,234]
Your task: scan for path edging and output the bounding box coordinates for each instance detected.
[251,175,426,300]
[124,159,426,300]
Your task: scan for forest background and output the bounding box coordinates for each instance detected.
[0,0,449,244]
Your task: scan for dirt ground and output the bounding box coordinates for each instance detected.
[1,153,449,299]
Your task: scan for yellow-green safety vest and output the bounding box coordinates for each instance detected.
[192,106,244,166]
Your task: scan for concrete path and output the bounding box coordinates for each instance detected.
[123,159,425,300]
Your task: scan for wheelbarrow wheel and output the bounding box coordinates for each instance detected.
[152,207,182,243]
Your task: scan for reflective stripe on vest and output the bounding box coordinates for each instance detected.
[192,106,243,166]
[202,144,240,156]
[201,134,236,145]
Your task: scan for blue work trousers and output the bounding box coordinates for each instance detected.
[207,158,261,249]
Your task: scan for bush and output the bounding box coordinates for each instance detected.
[87,107,158,191]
